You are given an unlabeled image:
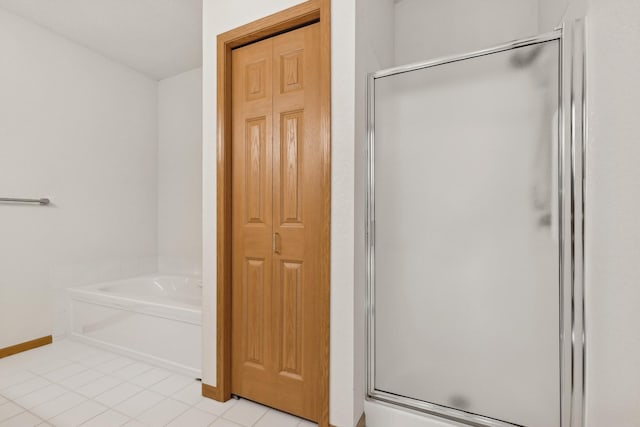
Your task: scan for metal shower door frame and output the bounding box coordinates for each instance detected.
[365,20,586,427]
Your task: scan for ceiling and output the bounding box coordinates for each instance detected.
[0,0,202,80]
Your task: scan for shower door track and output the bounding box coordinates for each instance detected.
[365,22,586,427]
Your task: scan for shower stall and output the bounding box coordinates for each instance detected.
[366,23,585,427]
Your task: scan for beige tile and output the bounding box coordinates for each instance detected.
[137,398,189,426]
[94,357,135,375]
[0,411,42,427]
[166,407,217,427]
[148,374,194,396]
[13,385,67,409]
[75,376,121,398]
[211,419,243,427]
[30,392,86,420]
[29,360,72,376]
[43,363,88,382]
[79,410,130,427]
[112,363,153,381]
[94,383,142,407]
[113,390,165,418]
[171,381,203,406]
[49,400,107,427]
[0,402,23,423]
[129,368,171,388]
[254,409,301,427]
[78,353,118,368]
[0,370,36,389]
[222,400,268,426]
[58,369,103,390]
[1,377,50,400]
[196,397,237,416]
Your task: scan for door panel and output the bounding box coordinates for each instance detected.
[231,23,321,422]
[278,260,303,378]
[243,257,266,367]
[279,111,303,224]
[245,118,268,223]
[231,36,274,400]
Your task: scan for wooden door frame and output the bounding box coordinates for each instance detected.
[204,1,331,426]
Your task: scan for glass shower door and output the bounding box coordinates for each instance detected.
[369,38,561,427]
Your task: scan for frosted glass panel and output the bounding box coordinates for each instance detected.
[373,40,560,427]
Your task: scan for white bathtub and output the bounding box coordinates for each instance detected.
[67,275,202,377]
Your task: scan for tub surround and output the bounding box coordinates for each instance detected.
[67,275,202,377]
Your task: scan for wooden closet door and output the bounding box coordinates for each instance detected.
[231,36,274,403]
[231,23,321,422]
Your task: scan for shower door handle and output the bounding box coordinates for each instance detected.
[273,232,282,255]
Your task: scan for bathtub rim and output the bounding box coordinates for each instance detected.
[66,273,202,325]
[67,286,201,325]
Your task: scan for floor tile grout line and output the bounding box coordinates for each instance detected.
[21,353,167,403]
[7,377,200,425]
[250,406,271,427]
[106,377,204,424]
[0,372,43,393]
[36,364,91,386]
[0,410,44,426]
[132,395,190,426]
[73,405,111,427]
[136,397,192,426]
[51,403,110,427]
[1,345,187,395]
[0,393,46,425]
[91,383,148,417]
[211,400,238,420]
[5,358,136,421]
[0,377,54,401]
[16,364,109,407]
[17,363,202,424]
[29,360,74,375]
[1,341,311,427]
[58,370,108,390]
[112,363,155,381]
[28,389,87,422]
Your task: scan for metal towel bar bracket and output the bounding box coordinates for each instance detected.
[0,197,50,205]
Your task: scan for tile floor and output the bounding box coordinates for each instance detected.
[0,340,316,427]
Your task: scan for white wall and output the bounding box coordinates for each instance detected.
[536,1,640,425]
[394,0,539,66]
[158,67,203,276]
[585,0,640,425]
[201,1,358,426]
[354,0,395,424]
[330,1,357,424]
[0,8,158,348]
[538,0,571,32]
